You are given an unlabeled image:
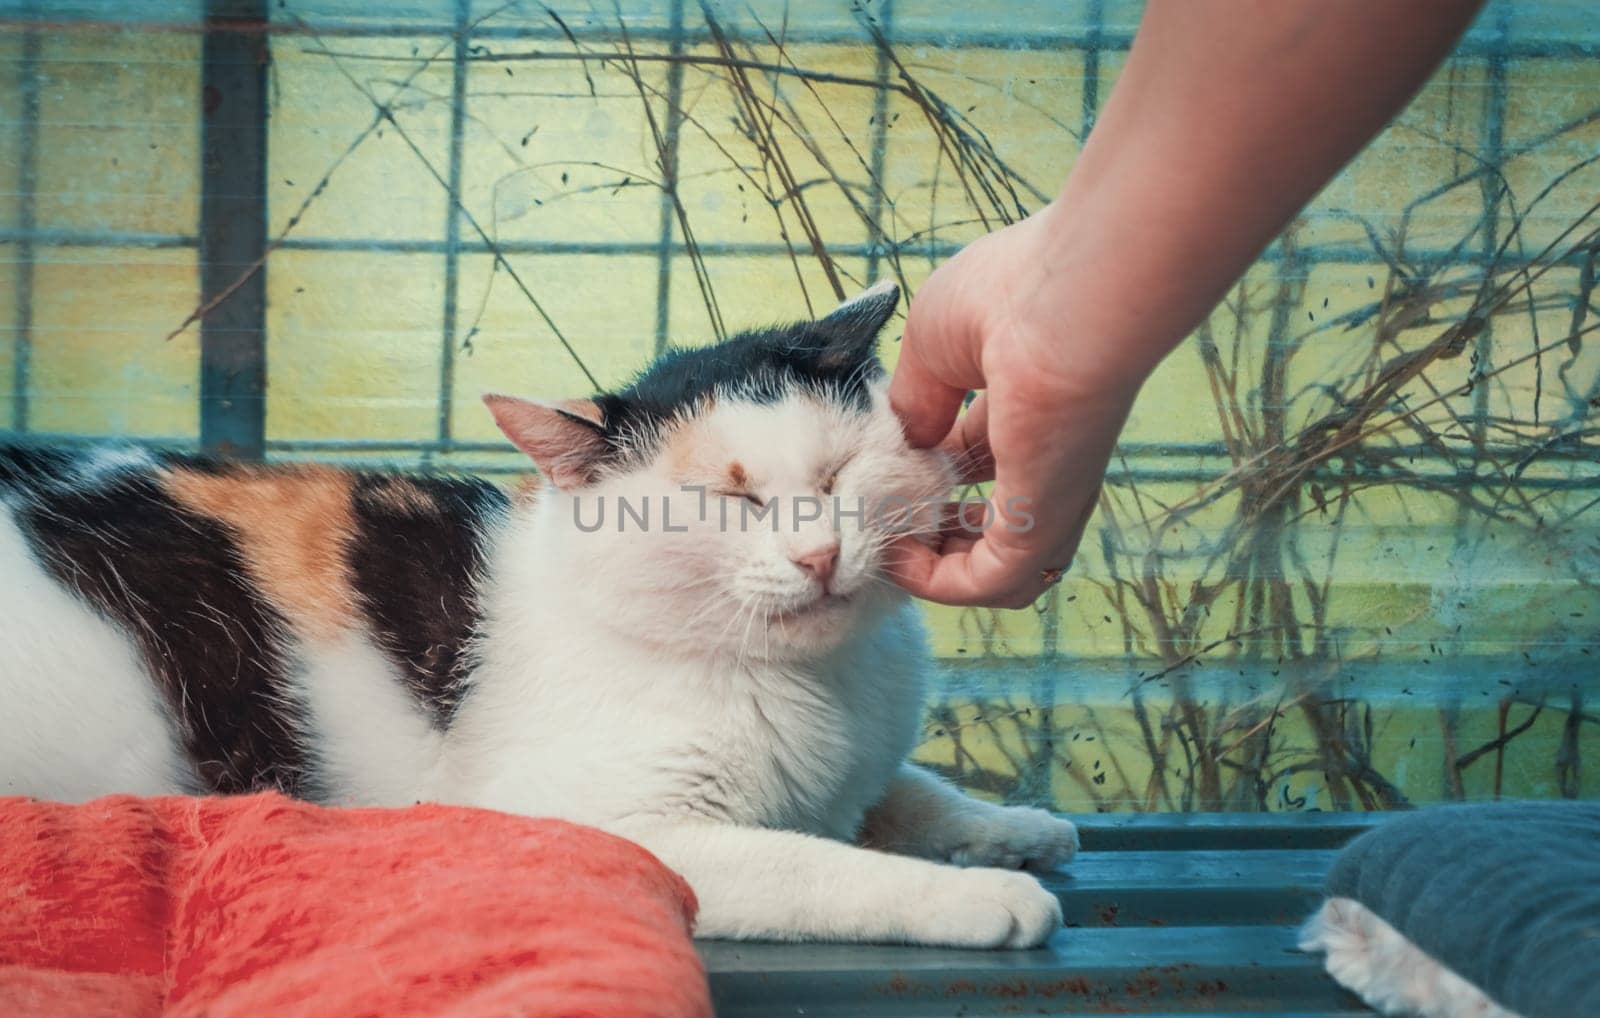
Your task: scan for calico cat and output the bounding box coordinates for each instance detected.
[0,282,1077,948]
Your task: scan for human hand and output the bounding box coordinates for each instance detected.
[885,204,1149,608]
[882,0,1480,611]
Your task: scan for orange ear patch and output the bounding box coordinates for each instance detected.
[164,465,358,642]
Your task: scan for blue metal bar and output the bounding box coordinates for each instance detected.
[198,0,270,458]
[8,13,39,432]
[8,225,1594,275]
[862,0,892,284]
[1069,812,1377,852]
[1477,8,1509,434]
[6,427,1593,491]
[700,924,1370,1015]
[1080,0,1102,137]
[2,8,1586,65]
[651,0,686,356]
[0,227,198,249]
[434,0,470,449]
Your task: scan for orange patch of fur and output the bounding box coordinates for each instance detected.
[165,465,358,641]
[512,473,542,508]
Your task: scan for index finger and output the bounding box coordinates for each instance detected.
[887,287,987,449]
[888,340,971,450]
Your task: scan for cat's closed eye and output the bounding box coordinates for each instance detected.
[821,455,852,495]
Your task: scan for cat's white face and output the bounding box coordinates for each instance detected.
[546,382,952,661]
[488,282,954,662]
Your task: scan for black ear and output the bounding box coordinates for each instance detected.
[813,280,900,369]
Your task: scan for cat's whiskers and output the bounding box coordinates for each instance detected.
[703,594,754,650]
[704,585,772,670]
[685,595,747,636]
[737,595,766,670]
[648,573,726,596]
[941,443,990,476]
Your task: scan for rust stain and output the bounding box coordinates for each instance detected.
[985,980,1033,999]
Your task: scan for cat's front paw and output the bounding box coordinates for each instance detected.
[911,868,1062,949]
[948,806,1079,872]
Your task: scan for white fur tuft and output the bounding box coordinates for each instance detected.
[847,278,898,303]
[1299,897,1522,1018]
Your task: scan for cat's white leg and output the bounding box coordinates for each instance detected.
[858,764,1079,871]
[616,818,1061,949]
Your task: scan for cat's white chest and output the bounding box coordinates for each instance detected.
[440,604,929,844]
[709,665,899,837]
[664,609,927,839]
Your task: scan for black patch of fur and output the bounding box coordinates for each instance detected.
[11,463,317,797]
[589,284,900,463]
[346,474,509,728]
[0,444,82,490]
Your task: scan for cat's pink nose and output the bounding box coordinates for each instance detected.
[791,543,839,586]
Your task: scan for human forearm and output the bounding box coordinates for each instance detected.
[1032,0,1483,381]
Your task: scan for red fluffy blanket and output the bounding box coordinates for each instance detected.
[0,793,709,1017]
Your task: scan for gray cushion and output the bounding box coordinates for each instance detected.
[1326,801,1600,1018]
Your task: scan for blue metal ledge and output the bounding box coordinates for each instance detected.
[698,812,1383,1016]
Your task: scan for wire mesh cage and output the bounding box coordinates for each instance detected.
[2,0,1598,811]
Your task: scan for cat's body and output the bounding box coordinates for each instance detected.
[0,284,1077,948]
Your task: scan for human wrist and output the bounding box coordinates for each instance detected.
[1011,198,1178,394]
